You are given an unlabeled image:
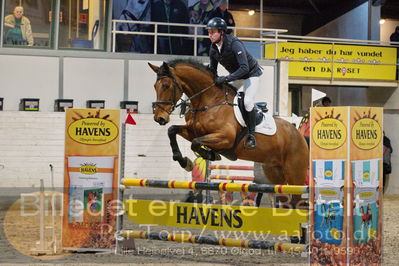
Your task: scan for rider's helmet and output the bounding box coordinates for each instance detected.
[206,17,227,32]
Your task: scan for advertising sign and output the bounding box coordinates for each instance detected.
[265,42,396,80]
[310,107,383,265]
[62,109,121,251]
[310,107,349,265]
[349,107,383,264]
[125,200,308,236]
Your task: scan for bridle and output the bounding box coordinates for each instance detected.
[152,73,216,115]
[152,75,184,115]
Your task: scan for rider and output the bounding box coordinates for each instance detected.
[206,17,263,150]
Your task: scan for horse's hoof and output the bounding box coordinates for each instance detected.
[183,157,194,172]
[208,152,222,161]
[214,153,222,161]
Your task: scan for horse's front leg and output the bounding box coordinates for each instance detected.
[191,132,232,160]
[168,125,194,171]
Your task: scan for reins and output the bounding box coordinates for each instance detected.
[152,70,236,117]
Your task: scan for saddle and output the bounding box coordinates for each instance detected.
[217,92,269,161]
[237,92,267,127]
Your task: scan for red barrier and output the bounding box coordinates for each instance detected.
[210,175,254,181]
[210,165,254,170]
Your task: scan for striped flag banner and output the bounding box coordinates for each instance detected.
[313,159,345,186]
[351,159,380,187]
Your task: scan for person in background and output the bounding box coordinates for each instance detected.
[321,96,332,107]
[390,26,399,42]
[189,0,214,55]
[117,0,153,53]
[208,0,235,34]
[4,6,34,46]
[151,0,188,55]
[390,26,399,79]
[113,0,129,19]
[383,131,393,193]
[207,17,263,150]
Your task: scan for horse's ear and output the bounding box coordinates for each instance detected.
[162,61,171,74]
[148,62,160,73]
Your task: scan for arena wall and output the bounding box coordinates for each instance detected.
[0,112,253,189]
[0,54,278,114]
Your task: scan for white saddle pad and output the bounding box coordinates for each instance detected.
[233,95,277,136]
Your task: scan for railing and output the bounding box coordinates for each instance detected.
[111,19,399,81]
[111,19,287,56]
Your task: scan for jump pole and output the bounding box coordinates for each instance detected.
[121,178,308,195]
[120,230,306,253]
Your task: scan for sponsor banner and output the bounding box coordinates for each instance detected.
[310,107,383,264]
[349,107,383,264]
[310,107,349,264]
[124,199,308,237]
[265,42,396,80]
[62,109,121,251]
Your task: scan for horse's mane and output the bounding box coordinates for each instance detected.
[166,58,237,93]
[167,58,212,76]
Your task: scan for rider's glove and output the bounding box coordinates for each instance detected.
[215,76,228,85]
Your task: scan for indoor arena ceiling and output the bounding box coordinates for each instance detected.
[229,0,399,34]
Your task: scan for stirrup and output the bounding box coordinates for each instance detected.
[244,134,256,150]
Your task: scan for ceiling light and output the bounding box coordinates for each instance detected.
[248,10,255,16]
[379,19,385,25]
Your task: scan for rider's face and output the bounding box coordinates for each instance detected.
[208,29,222,43]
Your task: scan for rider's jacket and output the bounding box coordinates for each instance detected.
[209,34,262,82]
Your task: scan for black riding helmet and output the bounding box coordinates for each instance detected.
[206,17,227,32]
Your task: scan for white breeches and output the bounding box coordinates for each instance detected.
[232,76,260,112]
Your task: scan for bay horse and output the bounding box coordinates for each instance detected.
[148,59,308,207]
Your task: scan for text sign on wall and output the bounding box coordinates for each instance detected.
[265,42,396,80]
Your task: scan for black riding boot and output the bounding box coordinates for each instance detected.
[244,109,257,150]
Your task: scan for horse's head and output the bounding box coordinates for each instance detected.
[148,62,183,125]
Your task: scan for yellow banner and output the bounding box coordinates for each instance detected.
[265,42,396,80]
[62,109,121,251]
[124,199,308,236]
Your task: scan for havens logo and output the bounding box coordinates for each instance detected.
[319,189,338,196]
[79,163,97,175]
[325,170,333,178]
[176,205,243,228]
[359,191,374,198]
[68,118,118,145]
[363,171,370,180]
[313,117,346,150]
[351,117,381,150]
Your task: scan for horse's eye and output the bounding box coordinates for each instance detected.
[162,80,171,90]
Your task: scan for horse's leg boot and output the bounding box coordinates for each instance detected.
[244,109,257,150]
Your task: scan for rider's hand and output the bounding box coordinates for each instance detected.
[215,76,228,85]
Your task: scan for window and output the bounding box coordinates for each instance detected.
[3,0,54,47]
[58,0,108,50]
